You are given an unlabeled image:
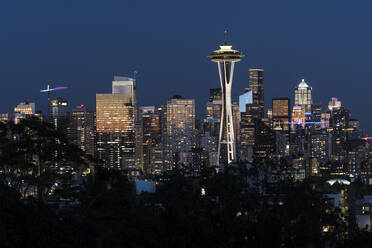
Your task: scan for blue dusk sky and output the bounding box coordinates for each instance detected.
[1,0,372,132]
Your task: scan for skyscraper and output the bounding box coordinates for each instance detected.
[239,90,253,114]
[253,119,275,163]
[51,98,69,134]
[209,88,222,102]
[71,105,95,157]
[112,76,136,107]
[13,100,35,124]
[272,98,290,132]
[248,68,264,119]
[291,106,306,129]
[209,35,244,165]
[205,88,222,138]
[328,97,342,111]
[165,95,195,169]
[138,106,162,174]
[330,106,350,161]
[294,79,312,107]
[95,77,136,170]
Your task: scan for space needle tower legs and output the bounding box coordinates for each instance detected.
[209,31,244,166]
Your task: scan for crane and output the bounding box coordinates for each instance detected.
[40,85,68,121]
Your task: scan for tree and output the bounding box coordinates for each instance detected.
[0,117,86,201]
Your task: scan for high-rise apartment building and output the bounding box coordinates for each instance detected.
[95,76,136,170]
[165,95,195,169]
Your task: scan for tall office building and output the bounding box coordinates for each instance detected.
[165,95,195,169]
[291,106,306,130]
[50,98,69,134]
[311,103,322,129]
[71,105,95,157]
[138,106,162,174]
[205,88,222,137]
[294,79,312,107]
[239,90,253,114]
[209,36,244,165]
[321,113,331,128]
[209,88,222,102]
[232,102,240,146]
[112,76,136,108]
[330,106,350,161]
[328,97,342,111]
[272,98,290,132]
[272,98,290,156]
[239,101,258,162]
[247,68,264,119]
[13,100,36,124]
[96,76,136,170]
[253,119,275,163]
[311,130,331,164]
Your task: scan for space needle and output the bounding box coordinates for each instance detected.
[208,30,244,166]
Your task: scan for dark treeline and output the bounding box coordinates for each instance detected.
[1,118,372,248]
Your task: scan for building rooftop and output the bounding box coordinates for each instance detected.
[297,79,311,89]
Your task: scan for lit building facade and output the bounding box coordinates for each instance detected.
[205,88,222,138]
[95,77,136,170]
[13,101,36,124]
[0,113,8,123]
[51,98,69,134]
[165,95,195,169]
[248,68,265,120]
[294,79,312,107]
[311,130,331,164]
[138,106,162,174]
[272,98,290,132]
[71,105,95,157]
[330,106,350,161]
[291,106,306,130]
[328,97,342,111]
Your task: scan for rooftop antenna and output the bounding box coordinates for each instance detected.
[133,70,138,81]
[224,29,228,44]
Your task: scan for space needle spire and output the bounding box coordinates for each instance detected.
[208,30,244,166]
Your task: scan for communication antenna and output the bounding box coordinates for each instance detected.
[133,70,138,81]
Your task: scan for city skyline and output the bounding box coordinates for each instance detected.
[1,1,372,133]
[3,2,372,246]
